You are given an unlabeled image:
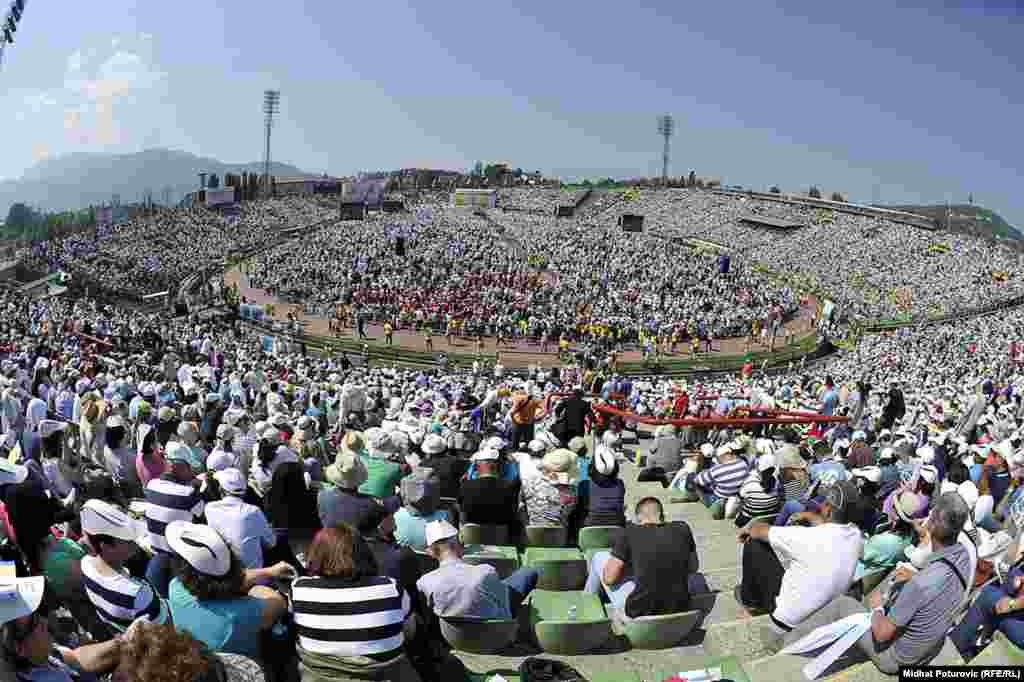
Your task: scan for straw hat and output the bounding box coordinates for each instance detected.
[541,448,579,485]
[325,451,369,489]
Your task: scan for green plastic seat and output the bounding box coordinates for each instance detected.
[522,547,588,591]
[527,589,613,655]
[525,525,568,548]
[462,545,520,579]
[459,523,511,546]
[438,616,518,655]
[577,525,623,553]
[621,610,704,649]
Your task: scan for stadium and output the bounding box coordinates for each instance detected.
[1,3,1023,682]
[2,177,1023,682]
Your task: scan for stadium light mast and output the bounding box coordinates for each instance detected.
[262,89,281,196]
[657,114,674,186]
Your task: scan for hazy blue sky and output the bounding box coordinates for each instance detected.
[1,1,1021,224]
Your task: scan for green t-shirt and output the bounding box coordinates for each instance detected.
[359,455,403,498]
[42,538,87,596]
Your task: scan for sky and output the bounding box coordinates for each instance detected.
[0,1,1021,225]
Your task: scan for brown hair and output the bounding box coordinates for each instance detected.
[305,524,379,578]
[116,622,220,682]
[174,553,245,602]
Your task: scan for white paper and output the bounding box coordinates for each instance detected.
[803,616,871,680]
[780,612,872,681]
[780,612,868,655]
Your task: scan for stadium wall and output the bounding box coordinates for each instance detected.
[712,189,936,231]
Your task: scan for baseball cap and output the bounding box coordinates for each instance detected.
[214,468,247,496]
[425,519,459,546]
[471,447,500,462]
[851,466,882,484]
[823,480,858,520]
[166,521,232,577]
[0,576,45,627]
[756,454,776,473]
[81,499,144,543]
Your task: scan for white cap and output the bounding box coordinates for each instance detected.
[0,576,45,627]
[756,454,776,473]
[918,464,939,484]
[851,466,882,484]
[165,521,232,577]
[471,447,500,462]
[214,468,247,496]
[81,499,144,543]
[916,446,936,464]
[425,519,459,546]
[595,446,616,476]
[957,480,980,510]
[700,443,715,457]
[852,431,866,441]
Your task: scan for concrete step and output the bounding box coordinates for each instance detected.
[743,633,963,682]
[702,614,774,661]
[745,652,878,682]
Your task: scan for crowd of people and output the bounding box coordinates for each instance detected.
[20,198,336,299]
[495,187,587,214]
[584,188,1024,323]
[1,185,1023,681]
[243,197,799,343]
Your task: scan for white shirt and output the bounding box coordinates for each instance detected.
[768,522,864,628]
[515,452,543,486]
[205,496,276,569]
[206,447,235,473]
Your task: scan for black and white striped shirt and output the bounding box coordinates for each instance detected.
[292,575,410,660]
[80,556,169,632]
[144,476,205,554]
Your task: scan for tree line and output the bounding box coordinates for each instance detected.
[2,203,97,242]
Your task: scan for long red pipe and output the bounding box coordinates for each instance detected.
[542,392,847,428]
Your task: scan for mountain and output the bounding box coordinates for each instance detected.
[882,204,1023,243]
[0,148,312,218]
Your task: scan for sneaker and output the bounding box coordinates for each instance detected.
[734,585,765,614]
[994,558,1011,586]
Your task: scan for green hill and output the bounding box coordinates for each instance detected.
[885,204,1023,243]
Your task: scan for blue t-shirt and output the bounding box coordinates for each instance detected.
[820,389,838,416]
[393,508,450,550]
[168,578,265,658]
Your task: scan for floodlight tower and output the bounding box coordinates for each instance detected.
[263,90,281,195]
[657,114,674,185]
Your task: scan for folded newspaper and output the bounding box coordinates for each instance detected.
[779,612,873,680]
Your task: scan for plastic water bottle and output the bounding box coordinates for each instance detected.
[567,605,577,622]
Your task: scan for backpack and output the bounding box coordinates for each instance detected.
[519,657,586,682]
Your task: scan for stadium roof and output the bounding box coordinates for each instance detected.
[739,215,806,230]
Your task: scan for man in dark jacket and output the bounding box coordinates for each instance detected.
[553,388,589,444]
[458,450,520,529]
